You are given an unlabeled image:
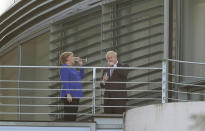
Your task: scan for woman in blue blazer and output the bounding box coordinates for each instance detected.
[59,52,85,121]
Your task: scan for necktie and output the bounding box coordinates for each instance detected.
[110,68,114,77]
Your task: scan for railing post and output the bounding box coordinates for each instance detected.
[162,59,168,103]
[92,68,96,114]
[162,0,169,103]
[17,45,22,120]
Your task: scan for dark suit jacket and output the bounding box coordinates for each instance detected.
[100,62,129,98]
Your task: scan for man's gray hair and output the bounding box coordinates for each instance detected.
[106,50,117,58]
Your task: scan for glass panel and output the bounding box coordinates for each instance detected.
[116,0,163,106]
[20,33,50,121]
[0,47,18,120]
[50,7,102,120]
[50,0,164,120]
[182,0,205,83]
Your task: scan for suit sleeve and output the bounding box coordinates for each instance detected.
[60,67,71,95]
[118,63,129,79]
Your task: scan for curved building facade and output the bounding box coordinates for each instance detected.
[0,0,164,121]
[1,0,205,125]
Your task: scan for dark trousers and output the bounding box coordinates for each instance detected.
[63,98,79,121]
[104,92,126,114]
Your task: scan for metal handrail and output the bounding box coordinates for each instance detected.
[166,59,205,103]
[0,65,162,70]
[0,65,162,120]
[1,61,204,119]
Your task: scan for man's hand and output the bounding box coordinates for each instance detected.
[67,93,72,103]
[103,72,108,81]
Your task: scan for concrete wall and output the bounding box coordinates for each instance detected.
[124,102,205,131]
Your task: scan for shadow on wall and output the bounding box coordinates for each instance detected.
[190,113,205,131]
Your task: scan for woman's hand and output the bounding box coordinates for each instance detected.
[67,93,72,103]
[78,57,83,66]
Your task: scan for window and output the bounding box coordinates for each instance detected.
[181,0,205,83]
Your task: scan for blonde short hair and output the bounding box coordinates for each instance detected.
[59,52,73,64]
[106,50,117,58]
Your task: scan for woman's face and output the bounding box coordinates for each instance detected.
[66,53,75,65]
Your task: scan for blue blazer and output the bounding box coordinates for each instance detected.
[60,64,85,98]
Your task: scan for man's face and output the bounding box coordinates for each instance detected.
[106,54,117,66]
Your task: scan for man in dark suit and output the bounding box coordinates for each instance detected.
[100,51,129,114]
